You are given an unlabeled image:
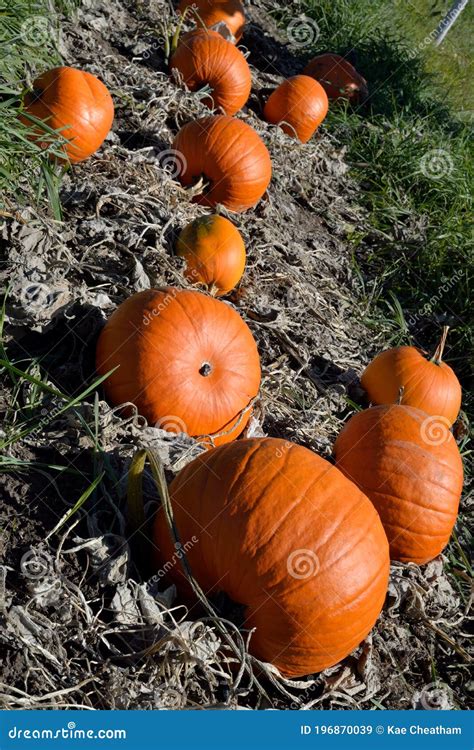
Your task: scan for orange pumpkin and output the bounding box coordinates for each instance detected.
[176,215,246,296]
[179,0,245,42]
[263,75,328,143]
[304,53,368,103]
[170,29,251,116]
[334,405,464,564]
[172,115,272,212]
[96,288,260,445]
[361,328,462,427]
[22,66,114,163]
[153,437,389,677]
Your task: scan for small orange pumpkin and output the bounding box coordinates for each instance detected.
[153,437,389,677]
[22,66,114,163]
[96,288,261,445]
[304,53,368,103]
[361,327,462,427]
[170,29,251,116]
[179,0,245,42]
[334,404,464,564]
[172,115,272,212]
[263,75,328,143]
[176,215,246,296]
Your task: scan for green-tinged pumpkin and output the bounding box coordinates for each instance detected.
[176,215,246,295]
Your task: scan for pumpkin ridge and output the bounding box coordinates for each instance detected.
[381,519,450,540]
[304,557,389,623]
[365,488,459,518]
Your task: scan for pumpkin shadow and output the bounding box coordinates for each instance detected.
[116,129,169,154]
[242,21,304,79]
[5,302,104,400]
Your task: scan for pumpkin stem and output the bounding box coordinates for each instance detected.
[199,362,212,377]
[397,386,405,405]
[431,326,449,365]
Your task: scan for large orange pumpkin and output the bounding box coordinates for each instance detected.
[179,0,246,42]
[304,53,368,103]
[153,438,390,677]
[22,66,114,163]
[361,327,462,427]
[96,288,261,445]
[334,405,464,565]
[170,29,251,116]
[172,115,272,212]
[176,215,246,296]
[263,75,328,144]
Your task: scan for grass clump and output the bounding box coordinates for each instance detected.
[0,0,76,213]
[273,0,472,412]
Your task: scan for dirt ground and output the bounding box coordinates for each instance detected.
[0,0,472,710]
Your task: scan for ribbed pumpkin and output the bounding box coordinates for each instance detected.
[153,437,390,677]
[179,0,245,41]
[176,215,246,296]
[172,115,272,212]
[263,75,328,143]
[96,288,261,445]
[361,327,462,427]
[170,29,251,116]
[334,405,464,565]
[22,66,114,163]
[304,53,368,103]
